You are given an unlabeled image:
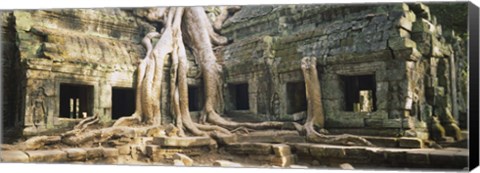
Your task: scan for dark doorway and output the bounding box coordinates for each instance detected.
[229,83,250,110]
[342,75,377,112]
[286,82,307,114]
[188,86,203,111]
[112,87,136,120]
[60,83,94,118]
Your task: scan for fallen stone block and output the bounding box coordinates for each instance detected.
[62,148,86,161]
[213,160,243,167]
[1,150,29,163]
[173,159,185,166]
[25,150,67,163]
[173,153,193,166]
[339,163,354,170]
[152,136,212,147]
[103,148,119,158]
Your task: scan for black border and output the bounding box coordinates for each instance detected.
[468,2,479,171]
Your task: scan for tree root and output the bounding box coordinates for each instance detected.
[301,57,374,147]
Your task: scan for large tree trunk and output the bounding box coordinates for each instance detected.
[182,7,289,132]
[301,57,374,146]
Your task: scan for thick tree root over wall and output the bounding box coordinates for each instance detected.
[5,7,374,151]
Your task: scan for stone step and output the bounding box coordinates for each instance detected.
[0,147,119,163]
[224,142,295,167]
[145,145,210,161]
[0,150,30,162]
[218,131,424,148]
[24,150,67,163]
[235,130,305,144]
[290,143,468,169]
[151,136,214,147]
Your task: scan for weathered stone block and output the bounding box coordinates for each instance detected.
[343,147,370,160]
[85,148,104,160]
[145,145,163,161]
[291,143,311,156]
[152,136,212,147]
[173,153,193,166]
[429,152,453,167]
[405,152,429,165]
[388,37,416,51]
[383,149,407,164]
[173,159,185,166]
[271,154,295,167]
[326,114,365,128]
[396,16,413,31]
[215,135,237,145]
[63,148,86,161]
[25,150,67,163]
[339,163,354,170]
[0,151,29,163]
[241,143,274,155]
[364,118,383,127]
[134,137,154,145]
[399,137,424,148]
[309,145,346,158]
[103,148,119,158]
[117,145,131,155]
[272,144,291,157]
[363,136,398,148]
[213,160,243,167]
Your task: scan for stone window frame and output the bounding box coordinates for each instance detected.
[329,62,385,117]
[340,74,377,113]
[284,80,308,115]
[228,82,251,111]
[187,84,204,112]
[111,86,136,120]
[53,77,99,125]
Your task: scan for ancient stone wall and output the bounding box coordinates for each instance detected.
[220,3,465,138]
[1,4,466,139]
[2,9,202,135]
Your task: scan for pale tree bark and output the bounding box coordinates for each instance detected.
[182,7,289,132]
[301,57,374,146]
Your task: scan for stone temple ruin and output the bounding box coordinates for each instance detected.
[1,3,470,170]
